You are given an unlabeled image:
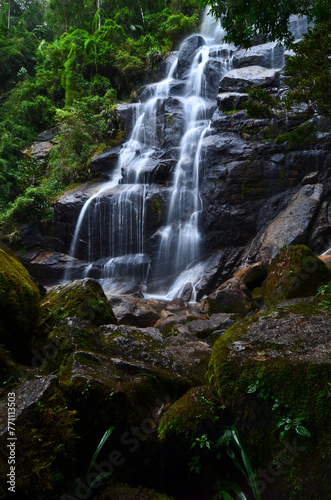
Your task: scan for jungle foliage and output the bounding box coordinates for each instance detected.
[0,0,199,221]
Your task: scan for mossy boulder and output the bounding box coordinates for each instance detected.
[264,245,330,306]
[39,278,116,331]
[0,375,77,499]
[158,386,220,447]
[207,299,331,498]
[0,244,40,361]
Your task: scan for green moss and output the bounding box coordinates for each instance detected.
[150,196,162,224]
[264,245,331,306]
[274,121,317,148]
[0,388,77,499]
[207,303,331,497]
[158,386,219,446]
[0,344,17,385]
[0,244,40,360]
[39,278,116,331]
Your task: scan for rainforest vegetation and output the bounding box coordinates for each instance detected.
[0,0,330,236]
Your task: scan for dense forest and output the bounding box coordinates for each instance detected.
[0,0,330,244]
[0,0,200,239]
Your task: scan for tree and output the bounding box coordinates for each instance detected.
[199,0,314,48]
[285,0,331,117]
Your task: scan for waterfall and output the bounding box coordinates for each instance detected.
[64,10,233,300]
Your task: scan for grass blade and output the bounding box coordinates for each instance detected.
[85,426,114,479]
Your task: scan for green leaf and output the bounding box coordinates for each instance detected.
[279,429,287,442]
[277,417,287,428]
[85,426,114,479]
[217,479,249,500]
[88,471,111,490]
[295,426,311,438]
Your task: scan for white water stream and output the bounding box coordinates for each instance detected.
[64,10,234,300]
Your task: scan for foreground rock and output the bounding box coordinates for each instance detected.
[207,298,331,498]
[201,277,253,317]
[108,295,159,327]
[0,244,40,361]
[0,375,76,498]
[39,278,116,331]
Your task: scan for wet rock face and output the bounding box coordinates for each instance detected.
[19,34,331,298]
[219,65,281,92]
[176,34,205,79]
[232,42,285,69]
[247,184,325,262]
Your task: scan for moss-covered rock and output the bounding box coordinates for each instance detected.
[0,244,40,361]
[0,375,77,499]
[264,245,330,306]
[39,278,116,331]
[0,345,17,386]
[97,481,175,500]
[158,386,220,447]
[207,299,331,498]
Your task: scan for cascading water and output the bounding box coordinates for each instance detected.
[64,10,234,300]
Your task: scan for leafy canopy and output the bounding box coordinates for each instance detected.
[199,0,313,47]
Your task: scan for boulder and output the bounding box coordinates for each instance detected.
[19,250,87,282]
[0,375,76,497]
[233,261,269,290]
[264,245,331,306]
[0,375,58,437]
[232,42,285,69]
[139,79,186,102]
[108,295,159,327]
[201,277,253,317]
[29,140,54,161]
[248,184,324,262]
[207,299,331,498]
[203,58,230,98]
[219,65,281,92]
[186,313,238,339]
[37,127,58,141]
[176,35,205,79]
[39,278,116,331]
[158,386,219,448]
[0,244,40,361]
